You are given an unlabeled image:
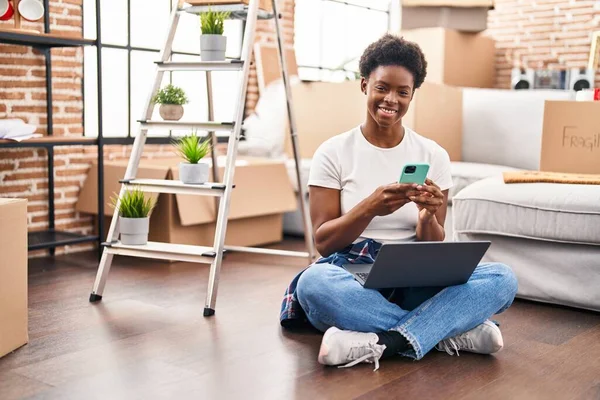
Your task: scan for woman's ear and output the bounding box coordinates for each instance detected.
[360,77,367,95]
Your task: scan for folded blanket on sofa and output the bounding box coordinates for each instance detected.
[503,171,600,185]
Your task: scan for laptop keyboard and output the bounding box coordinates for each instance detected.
[356,272,369,281]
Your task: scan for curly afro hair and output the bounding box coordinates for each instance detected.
[358,33,427,89]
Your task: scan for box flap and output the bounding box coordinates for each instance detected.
[75,159,171,216]
[173,157,298,226]
[255,43,299,94]
[402,0,494,8]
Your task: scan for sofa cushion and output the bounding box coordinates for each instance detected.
[453,176,600,245]
[449,161,521,200]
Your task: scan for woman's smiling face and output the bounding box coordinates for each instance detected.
[361,65,415,129]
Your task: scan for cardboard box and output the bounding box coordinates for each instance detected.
[0,198,28,358]
[285,80,366,159]
[404,81,463,161]
[184,0,272,12]
[400,27,496,89]
[540,101,600,174]
[76,157,297,249]
[400,0,493,32]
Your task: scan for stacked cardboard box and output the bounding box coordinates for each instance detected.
[0,198,28,359]
[398,0,496,89]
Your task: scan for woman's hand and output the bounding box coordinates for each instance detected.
[366,183,420,217]
[409,178,445,221]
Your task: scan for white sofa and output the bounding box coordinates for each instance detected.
[451,88,600,312]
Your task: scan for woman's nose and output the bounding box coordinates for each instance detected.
[384,92,398,103]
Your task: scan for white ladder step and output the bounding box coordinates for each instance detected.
[105,241,217,264]
[139,120,234,131]
[122,179,228,196]
[156,60,244,72]
[181,4,274,20]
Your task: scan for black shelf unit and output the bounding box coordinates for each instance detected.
[0,0,105,256]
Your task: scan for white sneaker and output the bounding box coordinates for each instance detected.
[318,327,387,371]
[436,320,504,356]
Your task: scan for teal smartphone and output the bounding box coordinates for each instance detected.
[399,163,430,185]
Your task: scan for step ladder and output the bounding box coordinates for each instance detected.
[89,0,317,316]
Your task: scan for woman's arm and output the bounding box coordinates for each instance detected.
[415,189,448,242]
[310,183,419,257]
[309,186,373,257]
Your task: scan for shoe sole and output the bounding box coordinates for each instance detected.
[318,326,341,365]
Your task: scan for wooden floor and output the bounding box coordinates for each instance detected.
[1,238,600,400]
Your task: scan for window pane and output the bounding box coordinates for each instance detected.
[130,0,170,50]
[83,47,98,137]
[173,11,201,54]
[169,54,208,137]
[101,48,129,137]
[320,1,348,69]
[294,0,323,68]
[131,50,167,137]
[99,0,128,45]
[169,54,240,138]
[295,0,390,82]
[83,0,96,41]
[223,20,244,59]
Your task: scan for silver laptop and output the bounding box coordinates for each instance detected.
[342,241,491,289]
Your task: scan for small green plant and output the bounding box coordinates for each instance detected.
[110,187,155,218]
[152,84,188,105]
[172,131,212,164]
[200,9,231,35]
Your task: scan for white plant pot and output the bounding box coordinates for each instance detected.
[179,162,209,184]
[159,104,184,121]
[119,216,150,245]
[200,34,227,61]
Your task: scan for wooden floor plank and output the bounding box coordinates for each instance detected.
[1,239,599,399]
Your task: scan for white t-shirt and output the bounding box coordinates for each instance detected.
[308,125,453,243]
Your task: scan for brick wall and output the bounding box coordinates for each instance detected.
[488,0,600,88]
[0,0,295,257]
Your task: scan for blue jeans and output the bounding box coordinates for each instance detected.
[295,262,518,360]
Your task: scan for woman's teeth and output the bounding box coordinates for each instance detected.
[379,107,397,115]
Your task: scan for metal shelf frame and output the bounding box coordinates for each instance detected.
[0,0,105,256]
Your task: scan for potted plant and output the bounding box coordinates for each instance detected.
[152,84,188,121]
[172,131,212,184]
[110,187,156,245]
[199,9,231,61]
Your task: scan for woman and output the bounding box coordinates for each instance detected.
[280,34,518,371]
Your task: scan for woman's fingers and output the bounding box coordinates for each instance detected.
[409,194,442,204]
[415,184,443,199]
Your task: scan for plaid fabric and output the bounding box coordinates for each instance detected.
[279,238,382,329]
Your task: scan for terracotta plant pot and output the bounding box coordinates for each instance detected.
[159,104,184,121]
[179,162,209,185]
[119,216,149,245]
